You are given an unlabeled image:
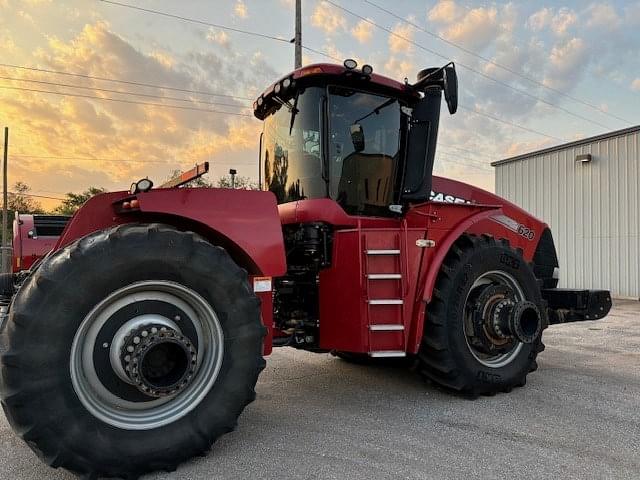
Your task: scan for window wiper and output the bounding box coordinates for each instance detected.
[354,98,396,124]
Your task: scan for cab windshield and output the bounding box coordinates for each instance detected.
[261,85,403,216]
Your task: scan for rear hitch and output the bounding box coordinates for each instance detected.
[542,288,612,324]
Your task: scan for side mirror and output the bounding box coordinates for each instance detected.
[350,124,365,152]
[443,65,458,114]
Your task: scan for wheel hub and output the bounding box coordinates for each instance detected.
[70,281,225,430]
[468,283,542,354]
[120,324,197,398]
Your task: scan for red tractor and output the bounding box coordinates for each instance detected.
[0,61,611,479]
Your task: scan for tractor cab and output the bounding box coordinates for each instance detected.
[254,60,458,217]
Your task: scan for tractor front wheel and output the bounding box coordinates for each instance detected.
[418,234,546,396]
[0,223,265,479]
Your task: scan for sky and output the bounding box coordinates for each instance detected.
[0,0,639,209]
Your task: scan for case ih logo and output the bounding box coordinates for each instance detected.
[429,191,472,204]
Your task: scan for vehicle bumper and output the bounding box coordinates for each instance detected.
[542,288,612,324]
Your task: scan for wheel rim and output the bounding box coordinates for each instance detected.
[70,280,224,430]
[463,270,525,369]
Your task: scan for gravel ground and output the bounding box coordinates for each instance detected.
[1,300,638,480]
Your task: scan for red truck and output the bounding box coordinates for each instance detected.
[11,213,70,272]
[0,61,611,479]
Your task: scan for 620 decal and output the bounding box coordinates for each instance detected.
[491,214,536,241]
[517,225,535,241]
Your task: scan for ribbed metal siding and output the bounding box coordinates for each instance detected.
[495,129,639,299]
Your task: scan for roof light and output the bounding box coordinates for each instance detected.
[344,59,357,70]
[282,78,291,88]
[257,96,264,106]
[362,64,373,75]
[298,66,324,77]
[274,82,282,94]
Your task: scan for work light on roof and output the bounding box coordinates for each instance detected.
[282,78,291,88]
[344,59,357,70]
[361,64,373,75]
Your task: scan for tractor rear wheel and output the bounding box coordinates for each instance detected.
[0,223,265,479]
[418,234,546,396]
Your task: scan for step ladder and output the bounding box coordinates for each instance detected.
[363,234,407,358]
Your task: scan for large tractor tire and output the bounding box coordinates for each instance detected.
[0,223,265,479]
[418,234,546,396]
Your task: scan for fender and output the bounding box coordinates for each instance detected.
[421,205,500,304]
[406,203,545,353]
[55,188,287,277]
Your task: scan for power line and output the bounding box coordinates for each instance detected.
[11,154,175,165]
[0,84,254,116]
[301,45,341,62]
[363,0,631,125]
[93,0,573,143]
[458,105,565,142]
[9,192,66,201]
[98,0,291,43]
[435,152,492,172]
[11,154,259,168]
[438,144,496,161]
[0,75,250,109]
[97,1,339,63]
[324,0,617,131]
[0,63,253,101]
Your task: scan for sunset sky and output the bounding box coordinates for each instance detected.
[0,0,638,209]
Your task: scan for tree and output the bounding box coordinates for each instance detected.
[9,181,45,214]
[164,169,213,188]
[216,175,258,190]
[52,187,107,216]
[163,168,258,190]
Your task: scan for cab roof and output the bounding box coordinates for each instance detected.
[253,62,419,120]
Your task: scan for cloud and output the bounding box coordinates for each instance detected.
[631,78,640,91]
[625,2,640,25]
[351,19,373,44]
[527,7,577,36]
[388,21,414,53]
[311,1,347,34]
[544,37,589,90]
[206,29,230,47]
[428,3,499,51]
[427,1,465,23]
[585,3,620,30]
[504,138,555,157]
[234,1,248,19]
[445,7,498,49]
[527,7,552,31]
[0,20,268,198]
[382,57,415,81]
[551,8,577,35]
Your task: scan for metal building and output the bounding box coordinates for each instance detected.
[492,125,640,299]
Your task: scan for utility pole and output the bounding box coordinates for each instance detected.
[2,127,8,273]
[229,168,237,189]
[294,0,302,69]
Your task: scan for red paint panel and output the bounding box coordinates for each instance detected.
[55,188,287,277]
[12,214,60,272]
[278,198,357,227]
[318,229,366,352]
[260,63,418,102]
